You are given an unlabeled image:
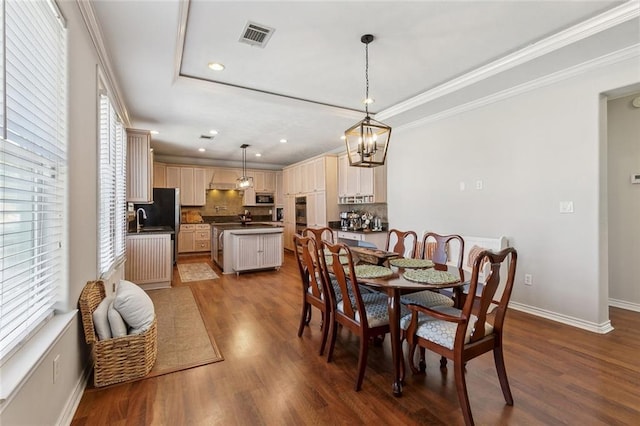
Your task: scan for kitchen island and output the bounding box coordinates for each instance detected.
[211,223,284,275]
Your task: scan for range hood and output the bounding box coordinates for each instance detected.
[209,169,241,190]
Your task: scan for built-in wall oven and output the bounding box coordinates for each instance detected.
[295,196,307,234]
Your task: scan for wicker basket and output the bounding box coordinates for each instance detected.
[79,280,157,387]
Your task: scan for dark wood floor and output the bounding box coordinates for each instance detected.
[72,253,640,425]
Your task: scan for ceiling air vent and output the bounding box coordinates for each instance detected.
[239,21,275,48]
[200,134,215,140]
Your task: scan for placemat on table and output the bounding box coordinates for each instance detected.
[389,258,435,269]
[403,269,458,285]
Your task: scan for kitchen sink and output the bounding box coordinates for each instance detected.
[139,226,171,232]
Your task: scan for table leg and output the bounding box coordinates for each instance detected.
[388,288,403,397]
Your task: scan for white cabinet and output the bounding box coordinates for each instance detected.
[194,224,211,252]
[250,170,276,192]
[126,129,153,202]
[283,195,296,251]
[153,162,166,188]
[282,156,339,243]
[275,171,284,205]
[231,232,283,273]
[166,166,180,189]
[126,233,172,289]
[178,224,195,253]
[306,191,327,228]
[282,168,291,196]
[242,186,256,206]
[173,167,206,206]
[338,154,386,203]
[179,224,209,252]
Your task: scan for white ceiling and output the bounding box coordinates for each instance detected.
[90,0,639,169]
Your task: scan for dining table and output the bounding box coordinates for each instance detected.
[356,264,464,397]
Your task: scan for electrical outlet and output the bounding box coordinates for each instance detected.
[53,354,61,384]
[476,180,483,190]
[459,182,466,191]
[524,274,533,286]
[559,201,574,213]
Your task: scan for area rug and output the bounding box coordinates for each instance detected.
[177,262,219,282]
[145,286,224,378]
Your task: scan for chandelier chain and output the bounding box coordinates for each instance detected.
[365,40,369,116]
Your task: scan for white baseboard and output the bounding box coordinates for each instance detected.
[509,302,614,334]
[609,298,640,313]
[56,362,91,426]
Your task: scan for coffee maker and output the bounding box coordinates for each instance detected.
[340,212,349,230]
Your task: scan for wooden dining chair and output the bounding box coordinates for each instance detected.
[293,234,332,356]
[323,241,405,391]
[404,247,518,426]
[303,226,335,245]
[385,229,418,258]
[401,232,464,309]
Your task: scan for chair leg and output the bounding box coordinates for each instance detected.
[326,321,338,363]
[318,310,331,356]
[297,303,309,337]
[453,359,474,426]
[493,345,514,405]
[407,340,420,375]
[355,334,370,391]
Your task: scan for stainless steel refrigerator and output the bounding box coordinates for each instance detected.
[134,188,181,264]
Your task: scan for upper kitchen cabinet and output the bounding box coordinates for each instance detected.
[338,154,387,203]
[126,129,153,202]
[166,165,180,189]
[275,171,284,205]
[153,162,166,188]
[180,167,206,206]
[251,170,276,193]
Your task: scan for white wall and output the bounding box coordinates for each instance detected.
[608,93,640,308]
[0,2,124,424]
[387,56,640,329]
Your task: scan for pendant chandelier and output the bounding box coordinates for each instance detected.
[344,34,391,168]
[236,144,253,189]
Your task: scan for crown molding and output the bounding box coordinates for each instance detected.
[377,0,640,122]
[396,44,640,133]
[75,0,130,126]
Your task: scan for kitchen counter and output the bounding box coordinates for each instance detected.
[127,225,175,235]
[212,222,283,231]
[329,226,386,234]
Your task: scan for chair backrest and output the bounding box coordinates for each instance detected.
[422,232,465,280]
[303,227,335,245]
[460,247,517,345]
[323,241,369,327]
[385,229,418,258]
[293,234,324,301]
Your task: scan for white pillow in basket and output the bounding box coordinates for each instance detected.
[113,280,155,335]
[108,301,128,338]
[92,296,114,340]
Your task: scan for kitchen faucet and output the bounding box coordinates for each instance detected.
[136,208,147,232]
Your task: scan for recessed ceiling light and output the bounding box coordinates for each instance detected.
[280,139,287,143]
[198,148,205,152]
[150,130,159,135]
[209,129,218,135]
[340,135,346,140]
[255,153,262,157]
[208,62,225,71]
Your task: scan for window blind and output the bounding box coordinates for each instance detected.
[0,0,67,362]
[98,94,126,275]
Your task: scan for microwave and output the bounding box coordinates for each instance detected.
[256,193,274,204]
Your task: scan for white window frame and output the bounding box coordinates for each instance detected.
[0,0,68,365]
[97,76,126,278]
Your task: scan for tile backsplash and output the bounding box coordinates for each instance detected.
[183,189,272,219]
